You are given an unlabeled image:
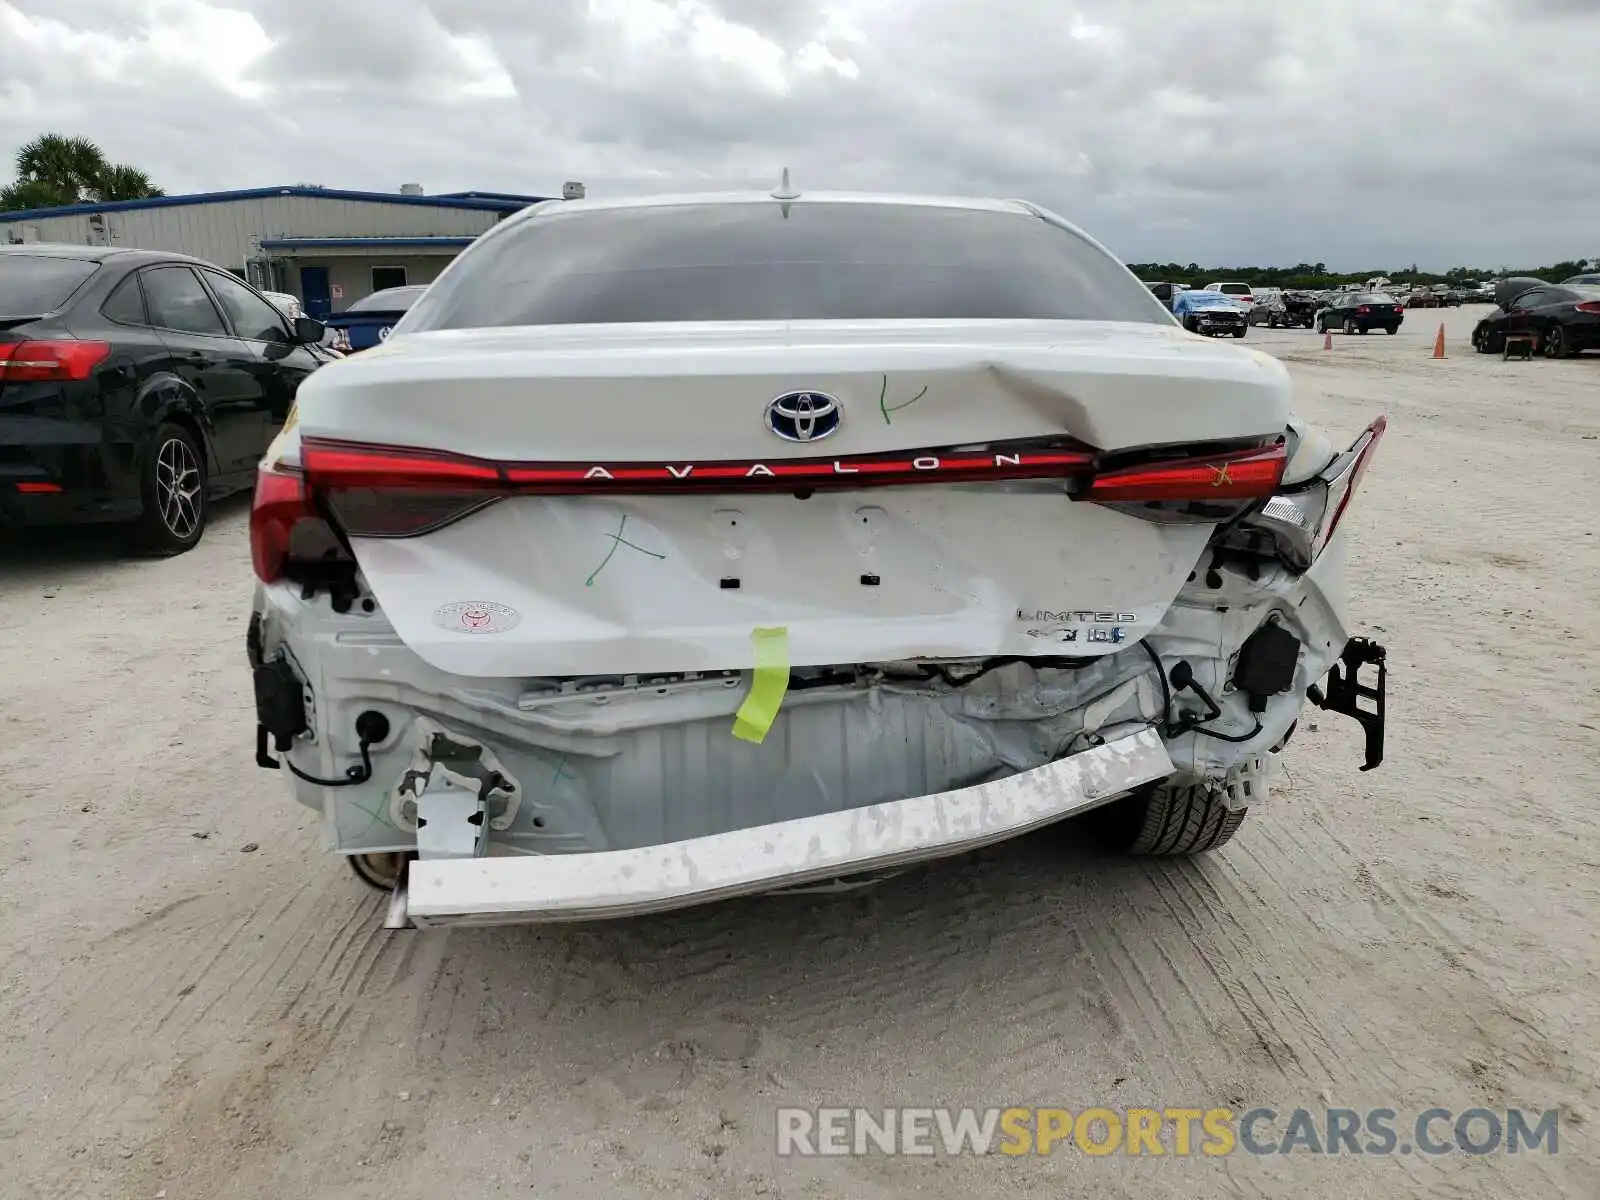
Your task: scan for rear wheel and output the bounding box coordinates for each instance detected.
[1114,780,1249,856]
[1232,327,1247,338]
[1543,326,1572,358]
[1343,319,1358,335]
[136,423,207,556]
[349,852,410,891]
[1384,324,1398,334]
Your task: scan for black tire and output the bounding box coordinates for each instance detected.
[349,852,410,891]
[136,422,208,556]
[1343,318,1358,336]
[1232,327,1247,338]
[1543,326,1572,358]
[1117,781,1249,856]
[1182,316,1197,333]
[1384,324,1398,334]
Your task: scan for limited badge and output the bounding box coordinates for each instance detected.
[432,601,520,635]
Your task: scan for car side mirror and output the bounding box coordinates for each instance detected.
[293,316,326,344]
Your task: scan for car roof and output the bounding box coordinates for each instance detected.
[0,242,217,269]
[346,284,429,310]
[529,190,1038,219]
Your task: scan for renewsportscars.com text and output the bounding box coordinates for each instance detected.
[775,1106,1560,1157]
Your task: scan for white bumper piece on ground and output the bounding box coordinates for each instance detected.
[401,727,1173,927]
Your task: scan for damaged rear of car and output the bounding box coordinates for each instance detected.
[245,192,1389,927]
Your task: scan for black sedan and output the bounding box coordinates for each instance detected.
[1313,292,1405,335]
[1471,283,1600,358]
[1,244,326,554]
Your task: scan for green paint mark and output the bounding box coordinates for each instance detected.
[586,513,666,587]
[349,795,401,839]
[878,374,928,424]
[550,755,578,785]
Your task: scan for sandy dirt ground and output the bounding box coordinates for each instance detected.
[1,305,1596,1199]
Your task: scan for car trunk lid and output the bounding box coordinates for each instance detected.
[290,319,1292,677]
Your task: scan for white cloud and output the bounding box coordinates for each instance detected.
[2,0,1598,269]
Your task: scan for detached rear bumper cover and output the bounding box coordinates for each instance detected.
[404,727,1172,927]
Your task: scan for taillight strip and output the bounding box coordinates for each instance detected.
[300,437,1099,494]
[1084,441,1288,502]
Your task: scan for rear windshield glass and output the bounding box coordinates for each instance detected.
[0,255,99,315]
[400,202,1174,329]
[347,286,427,313]
[1215,283,1251,294]
[1360,293,1397,304]
[1186,292,1241,306]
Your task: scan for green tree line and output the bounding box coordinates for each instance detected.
[1125,260,1595,291]
[1,134,163,212]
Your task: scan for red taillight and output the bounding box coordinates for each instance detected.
[1321,416,1388,549]
[1084,442,1288,504]
[1576,301,1600,314]
[286,436,1286,540]
[1395,305,1404,313]
[13,481,63,494]
[300,437,1097,494]
[1356,305,1370,315]
[0,339,112,383]
[250,465,313,583]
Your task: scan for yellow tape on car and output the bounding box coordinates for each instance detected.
[732,627,790,744]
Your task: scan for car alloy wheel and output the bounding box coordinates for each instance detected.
[1543,328,1566,358]
[1343,319,1358,336]
[155,436,203,540]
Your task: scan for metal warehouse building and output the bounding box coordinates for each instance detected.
[0,184,553,317]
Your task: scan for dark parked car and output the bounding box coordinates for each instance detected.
[1140,280,1189,311]
[321,284,428,353]
[1313,292,1405,335]
[1471,282,1600,358]
[0,243,326,554]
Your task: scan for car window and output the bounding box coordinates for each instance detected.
[1216,283,1250,295]
[0,254,101,315]
[1511,289,1547,309]
[204,270,290,341]
[101,273,148,325]
[142,266,228,336]
[401,202,1175,329]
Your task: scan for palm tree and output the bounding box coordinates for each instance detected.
[0,133,164,211]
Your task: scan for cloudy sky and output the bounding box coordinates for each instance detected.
[2,0,1596,270]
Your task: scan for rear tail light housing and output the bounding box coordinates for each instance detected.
[1240,417,1387,570]
[249,464,351,584]
[1356,305,1371,315]
[1575,301,1600,314]
[250,434,1290,562]
[0,339,112,383]
[1084,441,1288,523]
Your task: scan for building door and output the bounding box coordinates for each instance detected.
[300,266,332,319]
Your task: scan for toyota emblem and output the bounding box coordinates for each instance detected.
[765,391,843,443]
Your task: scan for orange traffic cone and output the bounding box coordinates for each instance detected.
[1432,324,1446,359]
[1323,331,1333,351]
